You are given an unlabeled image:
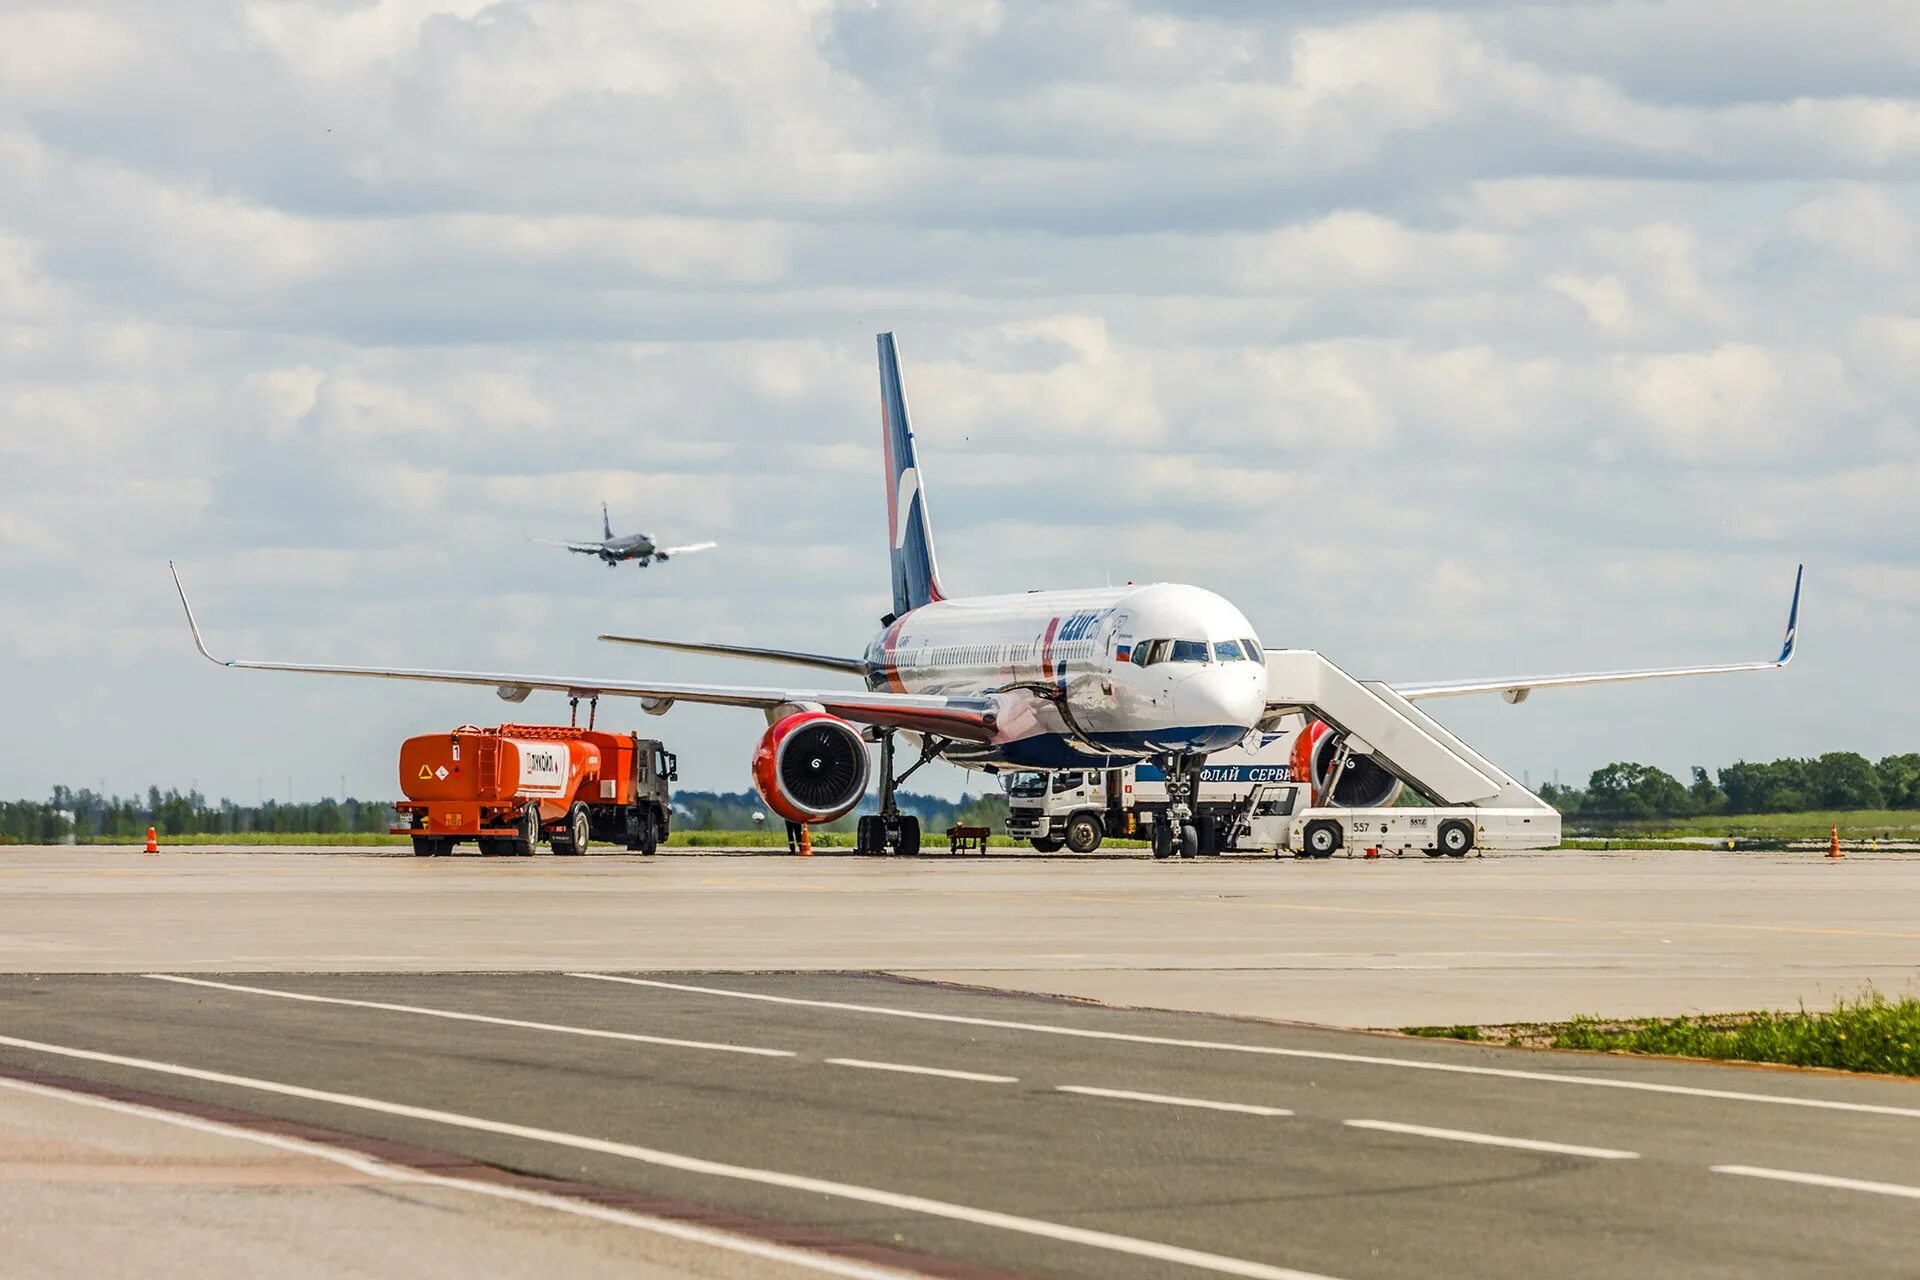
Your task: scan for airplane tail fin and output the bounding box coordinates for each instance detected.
[877,332,947,618]
[602,502,612,541]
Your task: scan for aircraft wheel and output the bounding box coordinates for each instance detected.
[855,815,881,855]
[1151,821,1174,859]
[1194,813,1220,856]
[1302,819,1342,859]
[1438,820,1475,858]
[895,817,921,857]
[1178,823,1200,859]
[1064,814,1104,854]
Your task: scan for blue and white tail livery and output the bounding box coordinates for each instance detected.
[878,332,946,619]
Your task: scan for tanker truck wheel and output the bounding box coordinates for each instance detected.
[552,803,591,856]
[1064,813,1104,854]
[508,806,541,857]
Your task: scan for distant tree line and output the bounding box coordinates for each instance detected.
[0,784,1011,844]
[0,786,398,844]
[1541,753,1920,821]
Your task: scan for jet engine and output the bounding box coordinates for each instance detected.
[1291,720,1403,808]
[751,710,872,824]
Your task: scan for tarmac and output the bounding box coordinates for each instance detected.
[2,845,1917,1279]
[1,846,1914,1025]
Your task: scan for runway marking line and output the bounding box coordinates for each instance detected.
[1058,1086,1291,1117]
[826,1059,1018,1084]
[1713,1165,1920,1200]
[568,974,1920,1121]
[143,974,794,1059]
[0,1074,923,1280]
[1344,1119,1637,1160]
[0,1033,1339,1280]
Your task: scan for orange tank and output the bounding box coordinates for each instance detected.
[392,724,657,853]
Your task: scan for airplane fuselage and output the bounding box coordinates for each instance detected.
[860,582,1269,769]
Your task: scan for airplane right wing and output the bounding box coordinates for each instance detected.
[658,540,717,557]
[1385,565,1803,705]
[170,565,996,741]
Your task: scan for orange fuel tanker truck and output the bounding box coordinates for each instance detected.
[393,724,677,857]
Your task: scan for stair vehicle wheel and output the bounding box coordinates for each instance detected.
[553,802,590,856]
[1437,819,1474,858]
[1178,823,1200,859]
[511,806,542,857]
[895,817,921,857]
[1302,819,1341,859]
[1064,813,1104,855]
[1030,837,1063,853]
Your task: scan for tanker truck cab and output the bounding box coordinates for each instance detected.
[1004,769,1122,853]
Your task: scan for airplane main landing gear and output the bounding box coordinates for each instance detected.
[854,731,946,856]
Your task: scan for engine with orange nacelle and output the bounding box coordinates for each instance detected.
[750,709,872,825]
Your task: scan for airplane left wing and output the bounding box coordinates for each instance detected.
[1387,564,1803,705]
[526,536,604,554]
[169,565,997,741]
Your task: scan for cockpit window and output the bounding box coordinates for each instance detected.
[1243,638,1263,662]
[1213,640,1244,662]
[1169,639,1210,663]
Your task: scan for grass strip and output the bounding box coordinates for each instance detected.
[1406,991,1920,1077]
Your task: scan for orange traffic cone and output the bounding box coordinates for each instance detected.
[799,825,812,857]
[143,827,158,855]
[1828,825,1844,859]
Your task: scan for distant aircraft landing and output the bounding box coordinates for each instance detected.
[528,503,716,568]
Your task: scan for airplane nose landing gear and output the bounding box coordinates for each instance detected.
[1151,751,1206,859]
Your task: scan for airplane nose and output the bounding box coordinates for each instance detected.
[1175,666,1266,729]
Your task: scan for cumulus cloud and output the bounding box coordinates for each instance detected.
[1,0,1915,801]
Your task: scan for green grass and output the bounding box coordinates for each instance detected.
[69,828,1147,851]
[1405,991,1920,1077]
[1584,810,1920,841]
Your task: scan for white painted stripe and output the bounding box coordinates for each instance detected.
[1344,1119,1638,1160]
[145,973,792,1059]
[1059,1086,1291,1117]
[0,1075,920,1280]
[1713,1165,1920,1200]
[0,1034,1341,1280]
[827,1059,1017,1084]
[569,974,1920,1120]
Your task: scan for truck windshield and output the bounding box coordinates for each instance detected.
[1007,773,1047,798]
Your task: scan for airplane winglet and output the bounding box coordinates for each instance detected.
[168,563,229,666]
[1776,563,1803,666]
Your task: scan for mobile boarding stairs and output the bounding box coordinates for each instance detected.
[1261,650,1559,855]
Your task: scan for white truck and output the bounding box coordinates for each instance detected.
[1002,721,1559,857]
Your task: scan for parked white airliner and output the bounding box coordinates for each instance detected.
[172,333,1801,856]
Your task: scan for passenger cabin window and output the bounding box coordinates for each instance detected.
[1213,640,1244,662]
[1169,639,1210,663]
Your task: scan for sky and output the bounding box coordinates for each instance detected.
[1,0,1916,805]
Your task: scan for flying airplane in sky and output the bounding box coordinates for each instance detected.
[528,504,715,567]
[172,333,1802,858]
